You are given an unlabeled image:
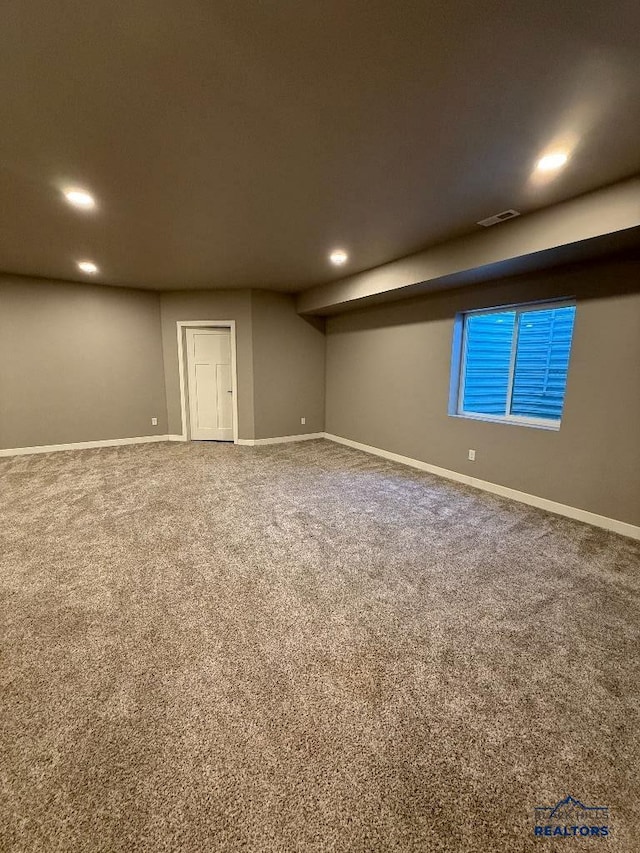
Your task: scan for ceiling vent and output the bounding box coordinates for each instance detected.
[476,209,520,227]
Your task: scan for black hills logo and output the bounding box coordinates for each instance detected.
[534,795,609,838]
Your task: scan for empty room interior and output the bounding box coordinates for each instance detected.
[2,3,640,851]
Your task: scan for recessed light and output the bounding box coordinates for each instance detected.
[77,260,98,274]
[536,151,569,173]
[64,188,96,210]
[329,248,348,266]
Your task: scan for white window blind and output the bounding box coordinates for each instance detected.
[455,302,576,428]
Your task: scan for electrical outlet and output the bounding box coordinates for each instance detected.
[468,449,476,461]
[151,417,158,426]
[301,417,306,425]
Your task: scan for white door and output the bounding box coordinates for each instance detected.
[185,328,234,441]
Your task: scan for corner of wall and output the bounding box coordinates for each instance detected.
[154,291,170,434]
[251,288,327,440]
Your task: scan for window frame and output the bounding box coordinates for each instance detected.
[452,298,576,431]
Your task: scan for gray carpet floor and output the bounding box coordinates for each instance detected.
[1,439,639,852]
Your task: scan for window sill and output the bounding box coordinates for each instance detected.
[449,412,561,431]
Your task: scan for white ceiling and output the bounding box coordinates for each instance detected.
[1,0,639,291]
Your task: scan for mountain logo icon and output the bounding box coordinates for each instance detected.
[548,795,607,817]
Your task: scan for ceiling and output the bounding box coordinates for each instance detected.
[1,1,640,292]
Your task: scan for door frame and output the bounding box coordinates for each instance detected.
[176,321,239,444]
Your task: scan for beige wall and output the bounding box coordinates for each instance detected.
[159,290,255,439]
[325,254,640,526]
[159,289,326,442]
[0,276,168,449]
[0,282,326,450]
[251,291,325,439]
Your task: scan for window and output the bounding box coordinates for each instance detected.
[450,301,576,429]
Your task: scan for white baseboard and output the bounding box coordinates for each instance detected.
[237,432,325,447]
[0,434,171,458]
[323,433,640,541]
[5,429,634,539]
